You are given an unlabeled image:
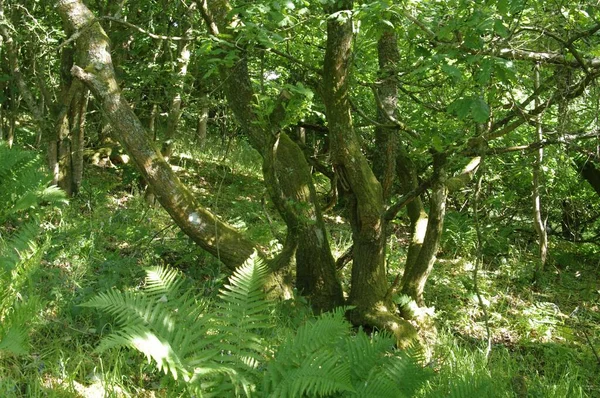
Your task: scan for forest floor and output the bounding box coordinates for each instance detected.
[1,139,599,397]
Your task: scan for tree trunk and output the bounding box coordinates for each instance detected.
[400,153,448,306]
[396,145,429,279]
[56,0,259,270]
[162,6,194,161]
[374,28,400,203]
[201,0,343,312]
[532,63,547,280]
[196,96,209,148]
[70,84,88,194]
[322,1,416,342]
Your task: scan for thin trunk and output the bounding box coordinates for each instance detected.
[196,98,208,148]
[400,153,448,306]
[7,85,14,147]
[149,103,158,141]
[57,0,260,270]
[533,63,548,279]
[374,28,400,202]
[57,110,72,196]
[71,84,88,194]
[163,10,193,161]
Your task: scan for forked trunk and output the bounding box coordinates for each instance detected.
[322,1,416,343]
[400,154,448,306]
[201,0,343,311]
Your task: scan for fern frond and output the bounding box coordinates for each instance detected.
[267,349,354,398]
[344,334,431,398]
[86,255,272,397]
[217,253,270,327]
[82,289,161,329]
[0,222,41,271]
[0,144,59,358]
[144,266,186,300]
[215,252,272,356]
[263,308,354,397]
[0,326,28,356]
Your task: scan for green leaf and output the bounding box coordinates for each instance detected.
[463,31,484,50]
[497,0,509,14]
[448,97,473,120]
[441,64,462,82]
[471,97,490,123]
[475,59,494,85]
[494,19,510,37]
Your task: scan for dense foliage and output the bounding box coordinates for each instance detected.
[0,0,599,396]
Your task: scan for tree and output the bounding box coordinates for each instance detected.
[4,0,598,341]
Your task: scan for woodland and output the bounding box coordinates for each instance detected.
[1,0,600,396]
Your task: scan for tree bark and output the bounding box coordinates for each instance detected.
[396,145,429,279]
[56,0,259,270]
[400,153,448,306]
[532,64,548,280]
[374,28,400,203]
[70,84,88,194]
[321,1,416,342]
[196,95,209,148]
[201,0,343,311]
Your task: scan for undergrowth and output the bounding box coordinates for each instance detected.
[0,138,598,396]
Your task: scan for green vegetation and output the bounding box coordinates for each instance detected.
[0,140,597,397]
[2,0,600,396]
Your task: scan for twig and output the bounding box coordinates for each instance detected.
[582,329,600,366]
[472,157,492,360]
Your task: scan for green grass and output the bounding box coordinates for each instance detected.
[0,137,598,396]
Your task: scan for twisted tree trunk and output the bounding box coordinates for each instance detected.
[201,0,343,312]
[322,1,415,344]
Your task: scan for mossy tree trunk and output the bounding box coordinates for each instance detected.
[201,0,344,312]
[53,31,88,196]
[373,28,400,203]
[396,146,429,279]
[56,0,259,270]
[322,1,415,342]
[400,153,448,306]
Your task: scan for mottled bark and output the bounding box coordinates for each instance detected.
[400,154,448,306]
[321,1,415,343]
[56,0,259,270]
[70,84,88,194]
[396,145,428,276]
[374,28,400,202]
[323,1,388,310]
[201,0,343,311]
[196,96,209,147]
[532,64,547,279]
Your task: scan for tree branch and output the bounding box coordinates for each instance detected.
[384,179,432,221]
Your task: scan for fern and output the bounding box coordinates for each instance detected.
[262,309,432,398]
[86,250,442,398]
[83,252,272,397]
[0,143,66,358]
